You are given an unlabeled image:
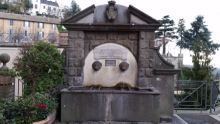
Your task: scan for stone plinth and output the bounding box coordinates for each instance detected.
[0,75,14,99]
[61,88,160,123]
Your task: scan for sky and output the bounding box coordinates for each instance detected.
[57,0,220,67]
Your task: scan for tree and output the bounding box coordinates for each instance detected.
[13,42,64,104]
[63,0,81,19]
[177,18,185,54]
[176,15,220,54]
[155,15,178,55]
[23,0,33,13]
[182,37,214,80]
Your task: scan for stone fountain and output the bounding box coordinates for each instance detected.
[61,1,180,123]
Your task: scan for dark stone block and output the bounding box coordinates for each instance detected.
[140,32,145,40]
[139,40,148,49]
[73,77,82,86]
[96,32,106,40]
[160,116,173,123]
[118,33,128,40]
[149,59,154,68]
[138,59,149,68]
[145,69,153,77]
[68,58,74,67]
[74,59,82,67]
[138,68,145,78]
[85,32,96,39]
[68,67,77,76]
[138,78,149,87]
[129,33,138,40]
[107,33,118,40]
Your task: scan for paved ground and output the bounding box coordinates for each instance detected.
[54,111,220,124]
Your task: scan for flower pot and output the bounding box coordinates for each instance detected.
[33,111,56,124]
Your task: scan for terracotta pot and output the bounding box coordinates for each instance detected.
[33,111,56,124]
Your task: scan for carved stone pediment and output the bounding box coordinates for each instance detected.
[106,0,117,21]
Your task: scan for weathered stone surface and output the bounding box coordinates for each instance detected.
[149,59,154,68]
[68,40,75,47]
[68,50,83,58]
[77,68,82,76]
[68,76,73,86]
[115,40,124,45]
[138,78,150,87]
[68,58,74,67]
[68,67,77,76]
[61,90,160,122]
[117,33,128,40]
[69,31,77,39]
[160,116,173,123]
[68,50,76,58]
[145,69,153,77]
[138,59,149,68]
[85,32,96,39]
[73,77,82,86]
[140,32,145,40]
[139,40,148,49]
[74,59,82,67]
[139,49,149,59]
[107,33,117,40]
[123,41,132,50]
[146,32,155,40]
[149,40,155,48]
[78,31,84,39]
[129,33,138,40]
[138,68,145,78]
[96,32,106,40]
[74,40,84,49]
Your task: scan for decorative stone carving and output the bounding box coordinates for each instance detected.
[119,62,129,72]
[0,53,10,71]
[94,45,128,60]
[106,0,117,21]
[92,61,102,71]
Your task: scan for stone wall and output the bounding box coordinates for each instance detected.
[66,31,157,88]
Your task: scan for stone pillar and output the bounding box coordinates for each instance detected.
[0,53,14,99]
[67,31,85,86]
[138,32,154,87]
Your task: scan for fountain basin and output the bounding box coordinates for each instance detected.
[61,88,160,123]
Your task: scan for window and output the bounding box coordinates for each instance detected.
[8,29,13,35]
[51,24,56,30]
[9,19,14,26]
[38,23,44,29]
[38,31,44,39]
[48,7,51,11]
[35,4,37,9]
[23,21,30,27]
[24,30,28,36]
[43,6,45,9]
[53,8,56,11]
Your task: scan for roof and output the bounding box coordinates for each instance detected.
[0,12,60,24]
[41,0,59,7]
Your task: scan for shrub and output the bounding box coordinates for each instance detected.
[13,42,64,104]
[0,92,58,123]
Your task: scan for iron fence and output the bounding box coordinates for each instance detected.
[0,33,67,46]
[174,80,220,113]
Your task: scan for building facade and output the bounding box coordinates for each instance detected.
[0,12,60,45]
[30,0,62,18]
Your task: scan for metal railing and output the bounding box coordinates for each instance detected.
[174,80,220,113]
[13,77,24,99]
[0,33,67,47]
